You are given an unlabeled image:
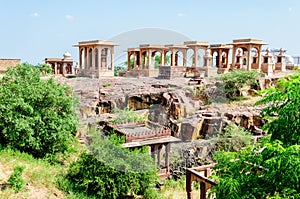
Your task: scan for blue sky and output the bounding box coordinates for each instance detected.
[1,0,299,64]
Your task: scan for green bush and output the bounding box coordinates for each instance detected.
[112,108,147,124]
[8,166,25,191]
[63,132,158,198]
[211,141,300,198]
[218,70,262,99]
[114,65,127,76]
[0,63,78,158]
[210,124,253,152]
[255,70,300,146]
[102,81,111,87]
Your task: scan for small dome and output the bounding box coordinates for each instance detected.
[204,49,212,57]
[63,51,71,59]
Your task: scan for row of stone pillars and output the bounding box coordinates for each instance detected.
[150,143,171,174]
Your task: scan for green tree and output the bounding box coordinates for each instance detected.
[0,63,78,158]
[211,139,300,199]
[218,70,262,99]
[211,71,300,198]
[255,70,300,146]
[64,132,158,199]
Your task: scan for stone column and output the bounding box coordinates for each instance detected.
[87,48,90,72]
[152,145,158,166]
[143,51,147,69]
[84,47,88,70]
[97,47,101,70]
[98,47,102,78]
[161,51,165,66]
[54,62,57,75]
[62,63,66,75]
[133,52,137,68]
[79,48,82,70]
[258,49,262,71]
[226,49,230,68]
[247,46,252,70]
[92,48,95,71]
[183,50,187,67]
[232,46,236,68]
[111,47,114,71]
[218,49,222,68]
[139,51,142,69]
[157,145,162,167]
[127,52,131,71]
[194,47,198,68]
[148,50,152,69]
[171,50,176,67]
[165,143,170,174]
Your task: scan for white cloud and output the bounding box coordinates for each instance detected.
[65,15,74,21]
[31,12,39,17]
[177,13,185,17]
[288,7,292,12]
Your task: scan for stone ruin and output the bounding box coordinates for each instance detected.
[104,120,181,178]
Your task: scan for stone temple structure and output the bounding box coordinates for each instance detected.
[45,52,73,76]
[0,58,21,73]
[73,40,117,78]
[105,121,181,178]
[71,38,292,79]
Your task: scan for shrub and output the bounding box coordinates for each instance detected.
[112,108,147,124]
[8,166,25,191]
[210,124,253,152]
[218,70,262,99]
[64,132,158,198]
[102,81,111,87]
[255,70,300,146]
[0,63,78,158]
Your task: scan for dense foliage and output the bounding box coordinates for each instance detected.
[219,70,262,99]
[0,63,78,158]
[211,124,253,152]
[212,139,300,199]
[64,132,159,199]
[212,71,300,198]
[255,70,300,146]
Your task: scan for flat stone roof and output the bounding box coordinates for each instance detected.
[165,44,189,49]
[231,38,267,45]
[73,40,118,47]
[139,44,168,49]
[127,48,141,52]
[45,58,73,62]
[184,41,209,47]
[122,136,181,148]
[210,44,232,49]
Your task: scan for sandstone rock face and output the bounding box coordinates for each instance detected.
[224,106,266,135]
[56,76,267,141]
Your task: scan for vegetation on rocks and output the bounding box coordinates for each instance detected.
[211,70,300,198]
[218,70,262,99]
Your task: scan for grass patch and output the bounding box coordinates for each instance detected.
[0,142,85,199]
[0,149,64,198]
[103,82,111,87]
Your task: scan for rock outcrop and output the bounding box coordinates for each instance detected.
[56,76,267,141]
